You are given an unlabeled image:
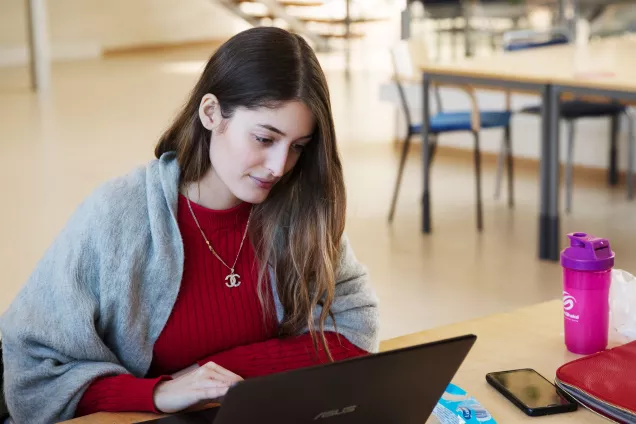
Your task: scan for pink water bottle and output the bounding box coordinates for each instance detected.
[560,232,614,355]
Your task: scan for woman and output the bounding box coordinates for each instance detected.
[0,27,379,423]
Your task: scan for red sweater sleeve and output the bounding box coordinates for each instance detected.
[75,374,172,417]
[197,332,368,378]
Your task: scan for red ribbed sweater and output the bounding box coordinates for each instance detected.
[75,195,367,416]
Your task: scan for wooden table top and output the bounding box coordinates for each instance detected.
[382,299,612,423]
[421,35,636,94]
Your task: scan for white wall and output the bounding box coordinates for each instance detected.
[0,0,248,66]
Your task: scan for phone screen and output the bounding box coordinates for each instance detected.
[488,369,571,409]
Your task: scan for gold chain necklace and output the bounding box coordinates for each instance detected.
[185,195,253,288]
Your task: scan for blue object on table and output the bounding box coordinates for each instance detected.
[432,383,497,423]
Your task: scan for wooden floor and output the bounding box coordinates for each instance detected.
[1,46,635,342]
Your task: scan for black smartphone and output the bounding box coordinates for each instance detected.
[486,368,578,417]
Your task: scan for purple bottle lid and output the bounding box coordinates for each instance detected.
[560,232,615,271]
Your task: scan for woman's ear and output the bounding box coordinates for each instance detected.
[198,93,223,131]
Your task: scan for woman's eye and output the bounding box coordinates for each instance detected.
[292,144,305,152]
[254,135,273,144]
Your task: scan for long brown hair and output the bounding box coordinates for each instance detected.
[155,27,345,359]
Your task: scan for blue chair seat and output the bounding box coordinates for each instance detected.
[505,35,569,52]
[410,111,512,134]
[520,100,626,120]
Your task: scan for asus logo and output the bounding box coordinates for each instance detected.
[313,405,357,420]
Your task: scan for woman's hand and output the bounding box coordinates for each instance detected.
[153,362,243,413]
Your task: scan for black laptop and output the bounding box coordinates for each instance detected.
[146,334,476,424]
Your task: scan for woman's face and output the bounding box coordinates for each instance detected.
[199,95,315,206]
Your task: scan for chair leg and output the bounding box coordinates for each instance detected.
[627,111,634,200]
[388,132,413,222]
[473,131,484,231]
[609,114,620,186]
[505,124,514,208]
[494,131,506,200]
[429,135,438,167]
[565,121,576,214]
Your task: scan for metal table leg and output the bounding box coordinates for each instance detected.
[539,84,561,261]
[422,73,432,233]
[609,114,620,186]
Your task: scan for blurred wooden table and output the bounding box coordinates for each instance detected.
[64,300,607,423]
[421,35,636,91]
[418,35,636,262]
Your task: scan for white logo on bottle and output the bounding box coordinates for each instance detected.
[563,292,576,311]
[563,291,580,321]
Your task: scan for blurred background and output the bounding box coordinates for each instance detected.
[1,0,635,341]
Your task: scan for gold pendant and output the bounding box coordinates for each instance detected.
[225,273,241,288]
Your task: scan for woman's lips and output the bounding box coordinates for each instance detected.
[250,176,276,189]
